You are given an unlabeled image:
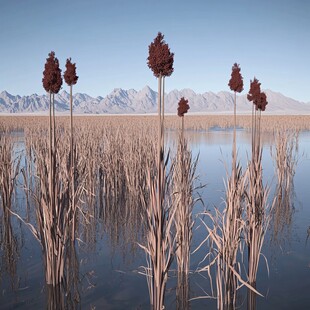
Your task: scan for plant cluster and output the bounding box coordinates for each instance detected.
[248,77,268,111]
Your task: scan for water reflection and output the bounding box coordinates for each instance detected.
[0,210,20,291]
[46,241,80,310]
[270,130,299,246]
[1,126,310,309]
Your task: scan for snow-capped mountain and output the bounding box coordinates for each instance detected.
[1,87,310,114]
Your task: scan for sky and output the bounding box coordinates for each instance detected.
[0,0,309,102]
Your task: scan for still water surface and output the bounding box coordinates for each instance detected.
[1,128,310,309]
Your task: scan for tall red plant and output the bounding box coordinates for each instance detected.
[64,58,79,240]
[228,63,243,180]
[143,32,175,310]
[42,51,62,203]
[178,97,189,140]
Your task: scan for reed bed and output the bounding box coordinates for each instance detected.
[0,133,21,290]
[0,113,307,309]
[270,129,299,245]
[195,162,253,310]
[3,114,310,135]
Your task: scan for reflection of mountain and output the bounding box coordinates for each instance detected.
[1,87,310,114]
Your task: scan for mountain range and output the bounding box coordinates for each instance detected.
[1,86,310,114]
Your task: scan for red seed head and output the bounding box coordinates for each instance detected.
[228,63,243,93]
[147,32,174,78]
[177,97,190,117]
[256,92,268,111]
[64,58,78,86]
[42,51,62,94]
[247,77,261,104]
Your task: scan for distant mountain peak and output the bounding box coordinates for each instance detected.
[0,87,309,114]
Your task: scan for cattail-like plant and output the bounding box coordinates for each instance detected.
[42,51,62,219]
[139,32,175,310]
[228,63,243,181]
[147,32,174,155]
[64,57,79,240]
[12,52,76,287]
[247,77,268,158]
[245,79,270,309]
[174,97,195,309]
[177,97,190,141]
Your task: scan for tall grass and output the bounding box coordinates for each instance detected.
[270,129,299,245]
[0,113,306,308]
[172,134,198,309]
[0,133,21,290]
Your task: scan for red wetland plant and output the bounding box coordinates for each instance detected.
[228,63,243,181]
[256,91,268,111]
[228,63,244,93]
[147,32,174,78]
[148,32,174,137]
[177,97,190,117]
[142,32,175,310]
[64,57,79,240]
[64,58,79,86]
[247,77,261,105]
[178,97,190,140]
[42,51,62,94]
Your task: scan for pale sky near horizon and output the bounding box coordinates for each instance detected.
[0,0,309,102]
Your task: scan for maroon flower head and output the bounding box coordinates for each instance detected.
[247,77,261,103]
[256,92,268,111]
[147,32,174,78]
[228,63,243,93]
[42,51,62,94]
[64,58,78,86]
[177,97,190,117]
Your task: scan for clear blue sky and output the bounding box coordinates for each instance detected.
[1,0,309,102]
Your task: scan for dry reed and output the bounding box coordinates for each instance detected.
[172,132,198,309]
[270,129,299,245]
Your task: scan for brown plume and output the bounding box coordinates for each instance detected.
[147,32,174,78]
[228,63,243,93]
[256,91,268,111]
[64,58,78,86]
[42,51,62,94]
[247,78,268,111]
[177,97,190,117]
[247,77,261,103]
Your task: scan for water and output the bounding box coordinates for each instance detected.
[1,128,310,309]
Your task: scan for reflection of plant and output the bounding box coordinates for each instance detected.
[270,129,299,246]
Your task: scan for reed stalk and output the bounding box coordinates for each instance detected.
[0,133,21,290]
[172,133,198,309]
[270,129,299,245]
